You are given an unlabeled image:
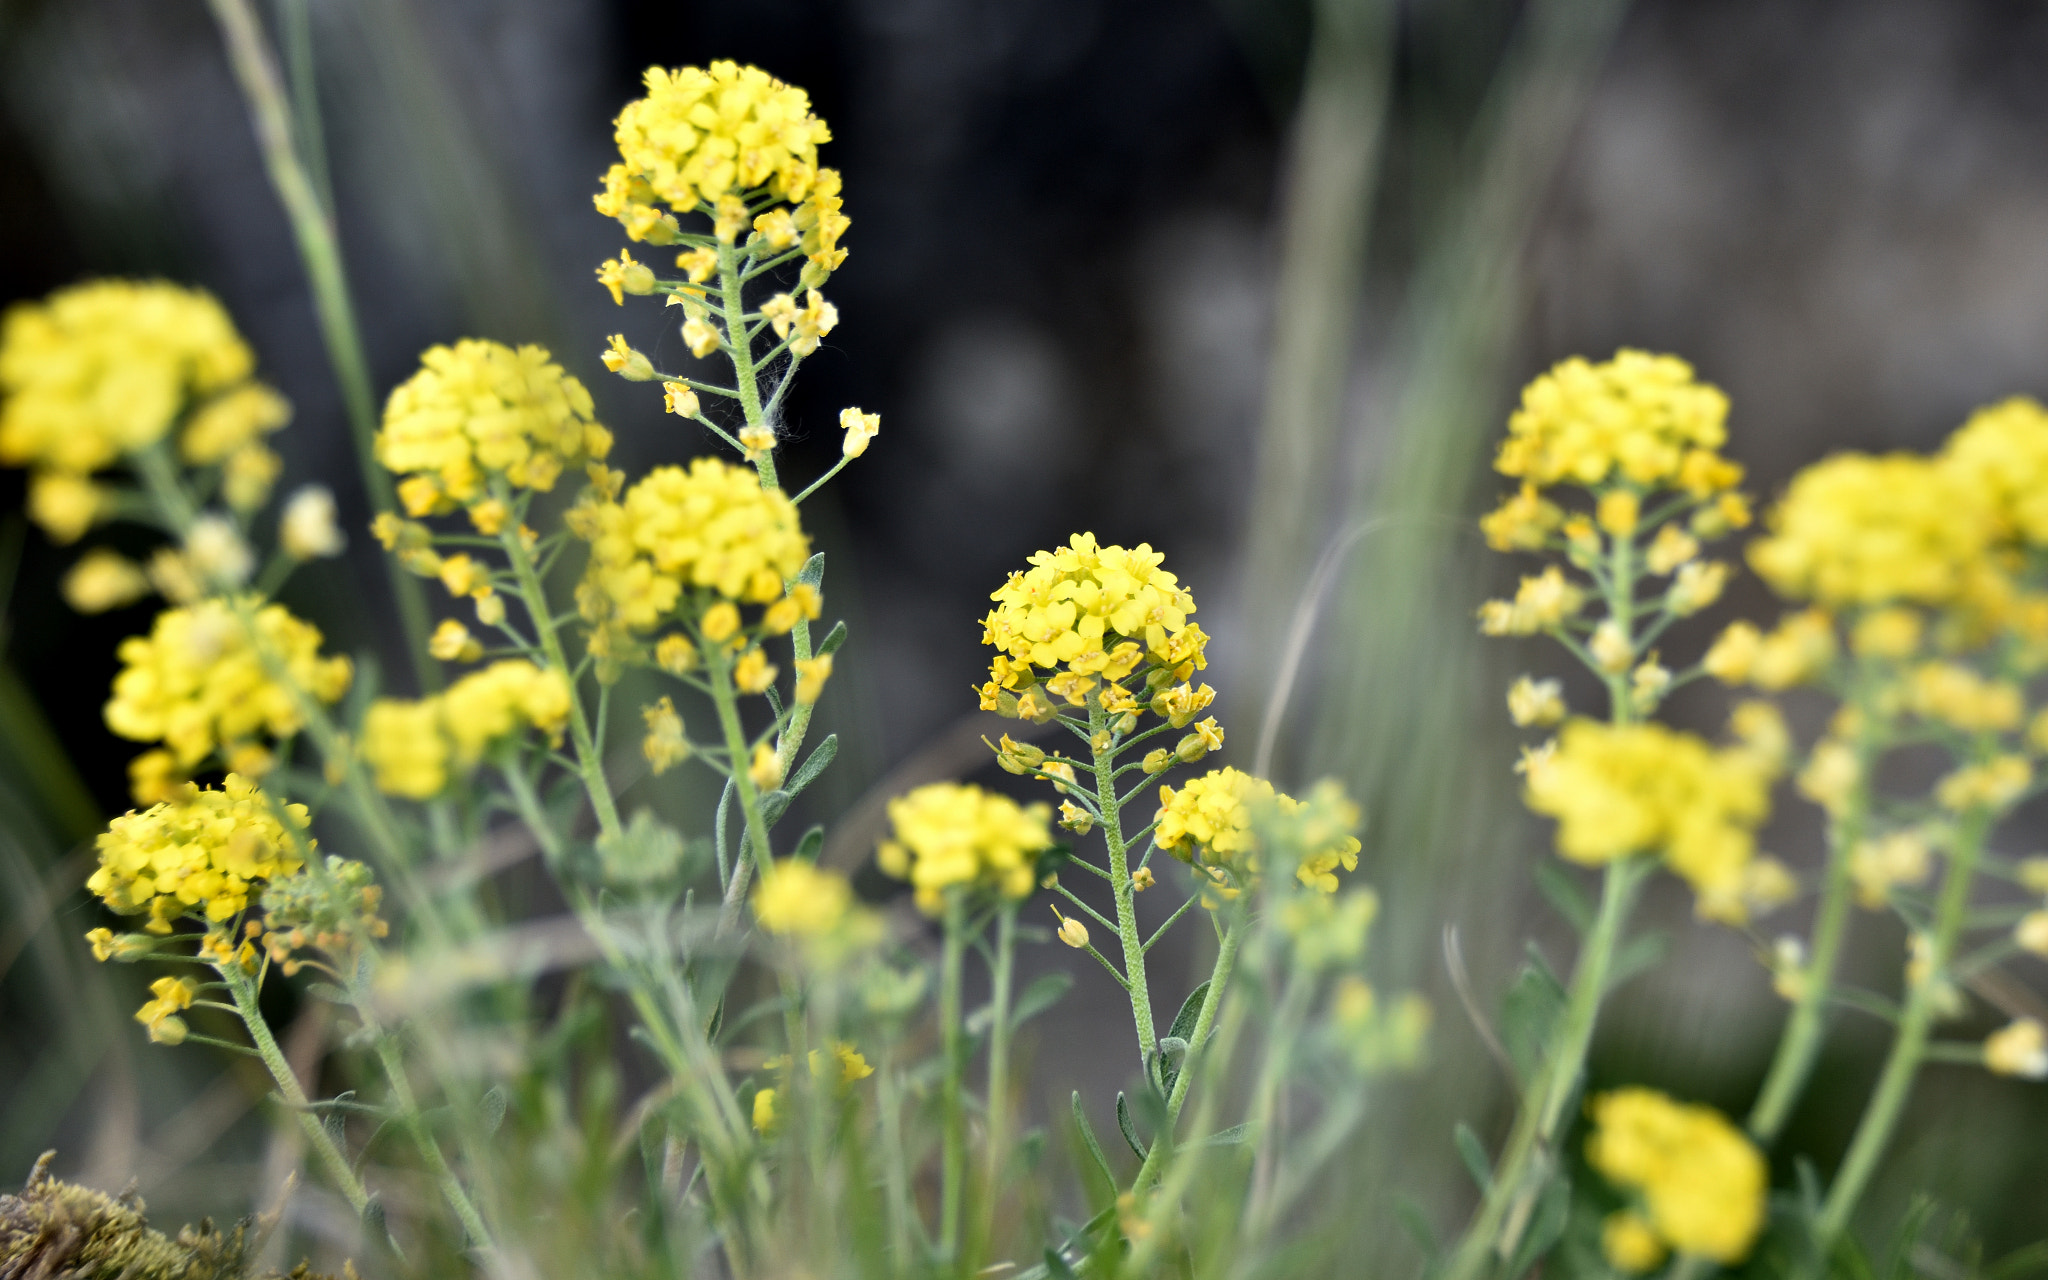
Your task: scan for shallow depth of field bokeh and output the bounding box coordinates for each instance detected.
[4,0,2048,1271]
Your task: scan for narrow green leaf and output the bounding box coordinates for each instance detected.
[1115,1091,1148,1160]
[1606,931,1670,992]
[1167,980,1211,1045]
[1009,972,1073,1029]
[817,619,848,656]
[1503,1173,1570,1276]
[785,733,838,798]
[478,1085,508,1135]
[794,825,824,863]
[1499,963,1567,1084]
[1393,1196,1440,1260]
[1191,1122,1250,1148]
[797,553,825,589]
[1532,862,1594,934]
[1070,1092,1116,1196]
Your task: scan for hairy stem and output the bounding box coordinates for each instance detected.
[1090,699,1158,1067]
[1131,918,1243,1192]
[223,963,371,1215]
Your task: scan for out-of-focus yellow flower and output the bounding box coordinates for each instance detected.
[1477,565,1586,637]
[1984,1018,2048,1079]
[1507,678,1566,730]
[1154,769,1362,901]
[62,549,151,614]
[105,599,352,768]
[1521,719,1777,920]
[89,774,309,927]
[1940,396,2048,547]
[280,485,346,560]
[1601,1212,1667,1273]
[1586,1088,1766,1265]
[360,660,571,798]
[429,619,483,664]
[27,472,104,544]
[1935,755,2032,812]
[753,858,853,937]
[642,696,690,774]
[794,654,833,705]
[1491,350,1737,493]
[877,782,1053,914]
[378,340,611,515]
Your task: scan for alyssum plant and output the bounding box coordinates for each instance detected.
[1,44,2044,1280]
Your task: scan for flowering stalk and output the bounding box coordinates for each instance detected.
[1746,721,1876,1142]
[1088,698,1161,1068]
[938,889,969,1262]
[980,902,1020,1258]
[1130,918,1242,1192]
[705,640,776,881]
[1814,802,1992,1245]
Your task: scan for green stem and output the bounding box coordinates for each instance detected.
[1130,919,1243,1191]
[706,642,775,879]
[203,0,439,690]
[222,963,370,1215]
[1090,699,1158,1067]
[371,1032,494,1248]
[1443,855,1650,1280]
[495,488,620,841]
[1747,734,1874,1142]
[981,904,1020,1258]
[715,246,778,491]
[938,890,968,1263]
[1245,966,1315,1238]
[1813,807,1990,1245]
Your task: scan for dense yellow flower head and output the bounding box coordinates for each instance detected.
[1940,396,2048,547]
[1521,719,1777,919]
[87,774,309,929]
[753,858,854,937]
[574,456,811,634]
[1153,768,1361,899]
[1585,1088,1767,1264]
[360,660,572,799]
[105,599,353,768]
[0,280,258,475]
[876,782,1053,914]
[979,533,1209,718]
[377,340,612,517]
[1747,452,1997,609]
[1494,351,1736,493]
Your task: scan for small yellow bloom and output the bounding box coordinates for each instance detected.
[1935,755,2032,812]
[1702,621,1760,684]
[840,406,880,458]
[738,422,776,456]
[1058,799,1093,835]
[702,601,742,642]
[749,742,784,792]
[2013,909,2048,956]
[1596,489,1640,536]
[474,589,506,628]
[1589,621,1634,673]
[642,696,690,774]
[662,381,700,417]
[656,633,699,674]
[753,858,853,937]
[62,549,151,614]
[601,334,656,381]
[682,316,722,358]
[279,485,346,559]
[752,1086,779,1135]
[1506,676,1566,728]
[1131,865,1155,891]
[429,619,483,663]
[676,247,719,283]
[1667,560,1727,615]
[753,207,800,250]
[794,655,833,705]
[595,249,656,304]
[27,472,104,544]
[1986,1018,2048,1078]
[1601,1212,1667,1273]
[1851,607,1922,658]
[1644,524,1699,575]
[438,554,484,598]
[734,647,778,695]
[1056,911,1089,949]
[1142,749,1171,774]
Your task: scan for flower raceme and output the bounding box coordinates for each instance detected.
[377,340,613,524]
[360,660,573,799]
[979,533,1210,725]
[573,456,814,651]
[86,774,310,930]
[1520,717,1783,922]
[1153,768,1362,903]
[105,598,353,779]
[876,783,1054,914]
[1586,1088,1767,1269]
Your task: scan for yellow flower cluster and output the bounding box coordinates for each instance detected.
[753,858,854,938]
[574,456,812,637]
[594,62,850,285]
[0,280,289,541]
[1585,1088,1767,1268]
[87,774,310,930]
[360,660,573,799]
[377,340,612,521]
[876,782,1054,914]
[979,533,1210,723]
[1941,397,2048,548]
[1747,452,1998,609]
[1520,718,1779,920]
[1153,768,1361,900]
[105,599,352,772]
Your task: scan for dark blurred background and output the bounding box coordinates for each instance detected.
[4,0,2048,1257]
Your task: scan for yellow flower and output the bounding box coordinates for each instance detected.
[1644,524,1699,575]
[429,619,483,663]
[702,601,742,643]
[733,647,778,694]
[1935,755,2032,812]
[1907,662,2022,732]
[575,456,811,634]
[360,661,571,798]
[794,654,833,705]
[1478,483,1563,552]
[0,280,260,474]
[62,549,151,614]
[1748,451,1996,609]
[1849,831,1933,909]
[1056,911,1089,949]
[105,599,352,768]
[595,249,656,304]
[1495,350,1737,492]
[749,742,784,792]
[27,472,104,544]
[180,383,290,466]
[597,62,836,241]
[656,633,700,674]
[1596,489,1640,536]
[1940,396,2048,547]
[1984,1018,2048,1079]
[1589,621,1633,673]
[753,858,853,937]
[1521,719,1776,918]
[378,340,611,514]
[642,696,690,774]
[760,289,839,356]
[2016,909,2048,957]
[981,533,1208,723]
[1478,565,1586,637]
[279,486,346,560]
[89,774,310,925]
[877,782,1054,913]
[1667,560,1727,615]
[1586,1088,1766,1264]
[752,1086,779,1135]
[840,406,880,458]
[1506,676,1566,728]
[1153,768,1361,899]
[1601,1212,1667,1273]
